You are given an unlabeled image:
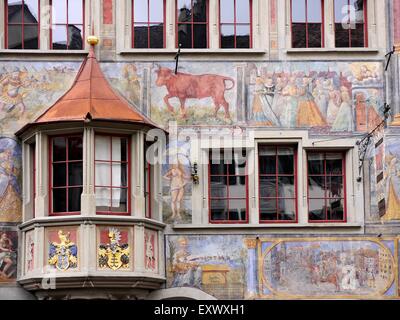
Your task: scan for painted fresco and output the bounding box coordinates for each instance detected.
[0,230,18,282]
[260,239,396,298]
[47,228,78,271]
[166,235,247,300]
[0,138,22,223]
[162,140,192,224]
[98,227,131,271]
[144,229,158,272]
[25,230,34,274]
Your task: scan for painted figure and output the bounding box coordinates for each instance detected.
[382,155,400,220]
[145,232,156,271]
[326,84,341,125]
[280,77,299,128]
[252,77,280,126]
[98,228,130,270]
[0,69,32,115]
[332,86,354,132]
[122,64,141,105]
[341,265,358,290]
[26,235,34,272]
[48,230,78,271]
[0,232,16,279]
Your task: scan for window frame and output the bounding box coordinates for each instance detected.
[5,0,41,49]
[49,134,84,217]
[208,149,249,224]
[333,0,368,48]
[290,0,325,48]
[175,0,210,49]
[258,144,298,224]
[94,133,132,216]
[306,150,348,223]
[131,0,166,49]
[31,143,36,218]
[218,0,253,49]
[49,0,85,50]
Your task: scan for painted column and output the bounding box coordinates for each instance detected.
[244,238,258,299]
[35,132,48,218]
[81,127,96,216]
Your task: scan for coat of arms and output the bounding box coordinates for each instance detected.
[98,228,130,270]
[48,230,78,271]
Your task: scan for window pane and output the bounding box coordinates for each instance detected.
[52,0,67,24]
[309,198,326,220]
[178,0,192,22]
[52,25,68,49]
[25,0,39,22]
[307,0,322,22]
[292,23,307,48]
[178,24,192,48]
[292,0,306,22]
[335,0,348,23]
[236,25,250,48]
[229,179,246,196]
[229,199,246,221]
[278,199,296,220]
[210,176,227,198]
[68,162,83,186]
[112,189,128,212]
[53,137,66,162]
[150,23,164,48]
[68,0,83,24]
[7,0,23,23]
[7,25,22,49]
[327,176,343,198]
[260,177,276,198]
[326,153,343,174]
[307,23,322,48]
[134,0,148,22]
[53,188,67,213]
[53,163,66,187]
[259,146,276,174]
[193,0,207,22]
[236,0,250,23]
[278,177,295,198]
[335,23,350,47]
[150,0,164,21]
[95,136,111,161]
[68,187,82,212]
[352,0,364,23]
[308,176,325,198]
[210,162,226,175]
[307,153,324,175]
[111,163,127,187]
[220,0,234,23]
[210,199,228,220]
[68,24,83,49]
[68,137,83,161]
[351,23,365,47]
[96,187,111,209]
[193,24,207,48]
[134,24,149,48]
[278,148,294,174]
[327,198,344,220]
[23,25,39,49]
[95,162,111,186]
[220,24,234,48]
[260,199,277,220]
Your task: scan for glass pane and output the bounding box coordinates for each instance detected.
[67,24,83,49]
[309,198,326,220]
[150,0,164,21]
[68,0,83,24]
[278,177,295,198]
[351,23,365,47]
[260,177,276,198]
[68,137,83,161]
[53,163,66,187]
[52,25,68,49]
[278,199,296,220]
[96,187,111,209]
[23,25,39,49]
[307,23,322,48]
[278,147,294,174]
[210,199,228,220]
[327,198,344,220]
[193,24,207,48]
[229,199,246,220]
[335,23,350,47]
[25,0,40,22]
[210,176,227,198]
[68,187,82,212]
[236,0,250,23]
[352,0,364,23]
[193,0,207,22]
[95,162,111,186]
[134,0,148,22]
[210,163,226,175]
[95,136,111,161]
[292,23,307,48]
[53,137,66,162]
[307,0,322,22]
[292,0,306,22]
[260,199,277,220]
[335,0,348,23]
[68,162,83,186]
[178,23,192,48]
[308,176,325,198]
[327,176,343,198]
[52,0,67,24]
[326,153,343,174]
[112,163,127,187]
[134,24,149,48]
[53,188,67,213]
[178,0,192,22]
[220,0,234,23]
[229,179,246,196]
[111,189,128,212]
[150,23,164,48]
[307,153,324,175]
[236,25,250,48]
[259,146,276,174]
[7,25,22,49]
[220,24,234,48]
[7,0,23,23]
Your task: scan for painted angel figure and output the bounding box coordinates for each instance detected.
[145,233,156,270]
[0,232,16,279]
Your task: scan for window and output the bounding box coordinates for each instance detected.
[5,0,40,49]
[144,142,153,219]
[219,0,252,48]
[50,136,83,215]
[307,152,346,222]
[291,0,324,48]
[176,0,208,48]
[132,0,165,48]
[258,146,297,223]
[50,0,84,50]
[31,143,36,217]
[334,0,367,47]
[209,149,248,223]
[95,135,130,215]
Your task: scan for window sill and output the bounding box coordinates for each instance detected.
[286,48,380,54]
[119,48,266,55]
[0,49,89,55]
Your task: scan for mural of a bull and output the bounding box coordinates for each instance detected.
[155,67,235,119]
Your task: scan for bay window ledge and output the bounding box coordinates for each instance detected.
[172,223,363,230]
[119,48,266,55]
[286,48,380,54]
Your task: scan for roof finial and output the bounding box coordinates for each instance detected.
[87,35,99,46]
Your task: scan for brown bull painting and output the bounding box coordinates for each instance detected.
[155,67,235,119]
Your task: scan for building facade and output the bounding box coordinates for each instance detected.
[0,0,399,300]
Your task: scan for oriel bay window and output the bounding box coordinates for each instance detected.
[5,0,40,49]
[209,149,248,223]
[258,146,297,223]
[50,136,83,215]
[95,135,130,215]
[307,152,346,222]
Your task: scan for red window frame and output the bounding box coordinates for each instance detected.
[145,161,152,219]
[307,151,347,223]
[334,0,368,48]
[258,145,298,224]
[208,150,249,224]
[94,134,131,216]
[31,143,36,218]
[219,0,253,49]
[175,0,209,48]
[290,0,324,48]
[5,0,40,49]
[49,135,83,216]
[50,0,85,50]
[132,0,166,49]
